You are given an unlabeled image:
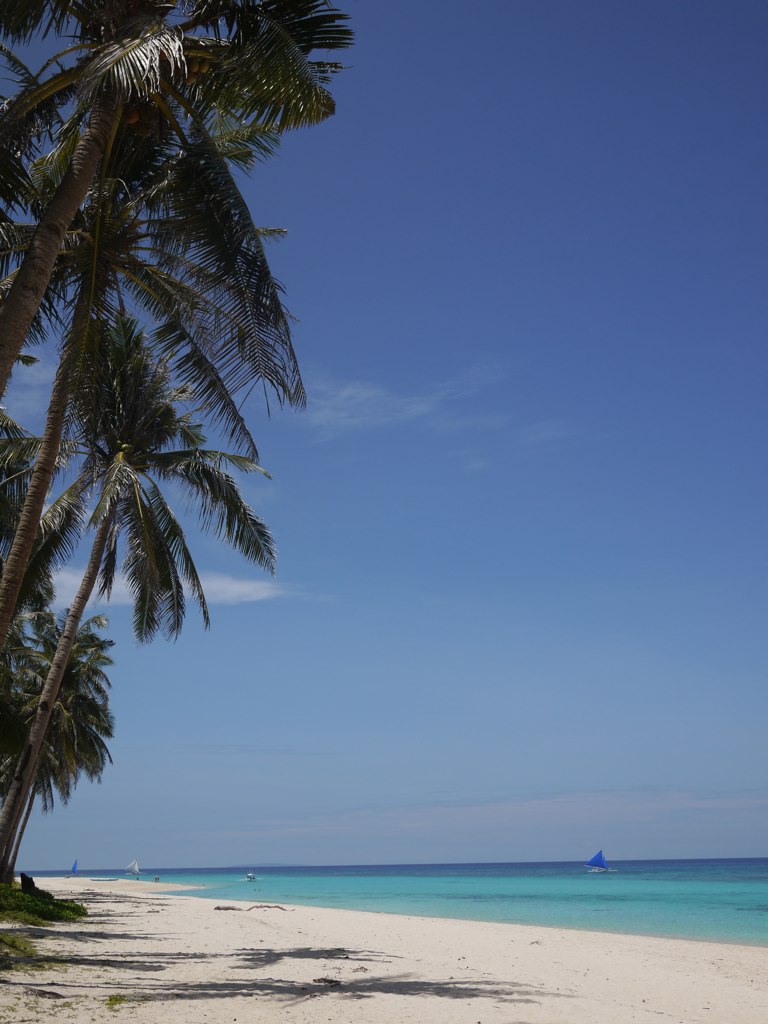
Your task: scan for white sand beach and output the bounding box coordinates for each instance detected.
[1,876,766,1023]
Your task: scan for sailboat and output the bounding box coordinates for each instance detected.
[67,859,78,877]
[126,859,141,877]
[585,849,609,873]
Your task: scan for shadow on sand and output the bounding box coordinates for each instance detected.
[2,890,573,1015]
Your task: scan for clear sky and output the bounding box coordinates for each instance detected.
[9,0,768,869]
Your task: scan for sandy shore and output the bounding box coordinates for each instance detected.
[1,876,766,1023]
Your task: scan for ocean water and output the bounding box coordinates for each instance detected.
[41,859,768,946]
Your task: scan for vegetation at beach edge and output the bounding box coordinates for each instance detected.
[0,881,86,925]
[0,881,86,968]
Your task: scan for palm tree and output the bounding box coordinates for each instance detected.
[1,611,114,876]
[0,315,275,879]
[0,0,353,395]
[0,3,349,654]
[0,109,292,654]
[0,414,90,876]
[0,407,86,748]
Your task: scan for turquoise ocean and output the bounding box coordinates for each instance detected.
[41,859,768,946]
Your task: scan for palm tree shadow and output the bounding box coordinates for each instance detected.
[235,945,395,969]
[5,940,573,1010]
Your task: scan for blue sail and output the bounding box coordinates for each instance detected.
[585,850,607,869]
[71,859,78,874]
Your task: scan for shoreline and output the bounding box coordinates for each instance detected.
[1,877,766,1023]
[38,871,768,949]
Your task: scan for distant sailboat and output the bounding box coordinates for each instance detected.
[126,859,140,876]
[67,859,78,877]
[585,849,608,872]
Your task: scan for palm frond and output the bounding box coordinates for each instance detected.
[187,0,352,129]
[174,454,276,572]
[0,3,74,43]
[118,480,189,642]
[79,22,187,104]
[153,321,259,459]
[142,477,210,628]
[30,479,87,575]
[150,130,305,406]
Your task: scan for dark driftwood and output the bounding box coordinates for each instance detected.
[213,903,292,912]
[24,988,64,999]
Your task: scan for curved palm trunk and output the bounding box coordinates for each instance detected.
[7,789,35,879]
[0,351,73,657]
[0,517,111,881]
[0,95,118,399]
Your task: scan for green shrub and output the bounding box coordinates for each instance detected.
[0,883,87,926]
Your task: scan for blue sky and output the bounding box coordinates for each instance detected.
[9,0,768,869]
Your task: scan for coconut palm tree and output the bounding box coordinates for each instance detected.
[0,407,87,743]
[0,107,291,653]
[0,315,275,879]
[0,414,90,875]
[1,611,114,876]
[0,3,348,654]
[0,0,352,395]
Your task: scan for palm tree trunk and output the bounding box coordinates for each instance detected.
[0,94,118,399]
[0,779,31,879]
[0,351,73,657]
[7,790,35,879]
[0,516,111,882]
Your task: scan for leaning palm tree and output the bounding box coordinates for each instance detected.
[1,611,114,876]
[0,415,91,875]
[0,2,348,655]
[0,0,353,395]
[0,108,291,653]
[0,315,275,879]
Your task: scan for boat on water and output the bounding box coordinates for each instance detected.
[126,858,141,877]
[246,871,255,881]
[66,859,78,877]
[585,849,609,872]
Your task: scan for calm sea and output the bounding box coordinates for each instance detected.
[39,859,768,946]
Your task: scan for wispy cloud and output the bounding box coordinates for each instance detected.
[52,569,288,609]
[195,787,768,847]
[297,367,578,458]
[453,448,491,473]
[514,418,575,448]
[301,363,511,439]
